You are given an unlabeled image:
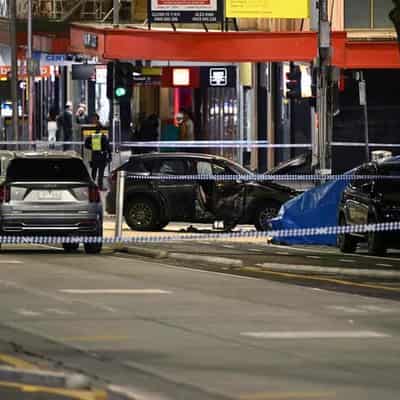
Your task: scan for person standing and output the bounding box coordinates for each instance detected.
[75,103,89,124]
[138,114,159,153]
[84,113,112,190]
[57,102,73,151]
[47,107,58,150]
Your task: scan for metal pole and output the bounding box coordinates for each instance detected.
[359,71,369,162]
[114,169,126,238]
[27,0,34,146]
[316,0,331,173]
[113,0,119,26]
[112,0,120,168]
[9,0,19,145]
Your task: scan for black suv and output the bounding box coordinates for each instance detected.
[106,153,296,231]
[338,158,400,256]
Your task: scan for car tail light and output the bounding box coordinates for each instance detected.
[0,186,10,203]
[89,186,100,203]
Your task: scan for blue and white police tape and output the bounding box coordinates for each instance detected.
[2,221,400,245]
[126,173,400,182]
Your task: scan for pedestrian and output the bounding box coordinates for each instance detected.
[57,102,73,151]
[178,108,195,142]
[84,113,112,190]
[47,107,58,150]
[75,103,89,124]
[160,114,180,152]
[137,114,159,153]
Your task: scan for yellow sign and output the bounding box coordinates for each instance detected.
[225,0,310,19]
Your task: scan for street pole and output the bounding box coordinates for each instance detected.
[359,71,369,162]
[9,0,19,145]
[27,0,34,147]
[112,0,120,166]
[316,0,332,174]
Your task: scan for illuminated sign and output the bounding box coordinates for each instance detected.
[226,0,309,19]
[172,68,190,86]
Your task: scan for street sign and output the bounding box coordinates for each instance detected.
[148,0,223,24]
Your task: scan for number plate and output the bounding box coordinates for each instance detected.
[37,190,62,201]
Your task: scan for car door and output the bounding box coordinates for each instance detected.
[151,158,196,220]
[195,159,245,222]
[346,165,375,225]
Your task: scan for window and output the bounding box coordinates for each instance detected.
[345,0,393,29]
[6,158,91,181]
[197,161,213,175]
[153,159,188,175]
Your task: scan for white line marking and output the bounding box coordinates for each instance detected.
[59,289,172,295]
[16,309,41,317]
[0,260,23,264]
[377,263,393,267]
[307,255,321,259]
[222,245,235,249]
[339,259,355,263]
[46,308,75,316]
[241,331,390,339]
[249,248,263,252]
[328,306,368,314]
[276,252,290,256]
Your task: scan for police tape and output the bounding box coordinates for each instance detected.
[126,173,400,182]
[1,221,400,245]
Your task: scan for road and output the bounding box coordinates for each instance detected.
[0,244,399,399]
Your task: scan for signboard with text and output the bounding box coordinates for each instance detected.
[225,0,309,19]
[148,0,222,23]
[200,66,236,88]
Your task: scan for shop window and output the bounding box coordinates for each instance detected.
[345,0,393,29]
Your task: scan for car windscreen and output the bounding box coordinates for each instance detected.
[376,164,400,194]
[6,158,91,182]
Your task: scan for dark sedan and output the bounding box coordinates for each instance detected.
[106,153,296,231]
[338,157,400,256]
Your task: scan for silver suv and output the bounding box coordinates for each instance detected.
[0,152,103,254]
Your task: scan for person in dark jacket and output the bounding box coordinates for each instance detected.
[57,102,73,151]
[137,114,159,153]
[84,113,112,190]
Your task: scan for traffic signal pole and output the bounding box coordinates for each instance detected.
[9,0,18,144]
[316,0,332,174]
[112,0,120,161]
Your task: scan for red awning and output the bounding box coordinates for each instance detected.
[69,24,400,69]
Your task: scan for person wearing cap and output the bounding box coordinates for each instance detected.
[75,103,89,125]
[57,102,73,151]
[84,113,112,190]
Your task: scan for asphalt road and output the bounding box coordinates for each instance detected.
[0,245,399,399]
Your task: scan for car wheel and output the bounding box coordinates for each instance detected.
[338,214,357,253]
[84,242,102,254]
[367,217,386,256]
[254,203,280,231]
[125,198,160,231]
[62,243,79,253]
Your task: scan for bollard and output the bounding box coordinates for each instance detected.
[115,169,126,238]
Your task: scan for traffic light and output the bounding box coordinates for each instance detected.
[285,63,302,100]
[390,0,400,43]
[106,61,134,102]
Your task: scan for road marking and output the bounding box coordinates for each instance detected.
[222,244,235,249]
[306,255,321,259]
[249,248,263,252]
[339,259,355,263]
[377,263,392,267]
[62,335,131,342]
[0,354,39,369]
[256,269,400,293]
[276,252,290,256]
[15,309,42,317]
[241,331,389,339]
[0,260,23,264]
[45,308,75,316]
[240,391,336,400]
[59,289,172,295]
[327,306,368,314]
